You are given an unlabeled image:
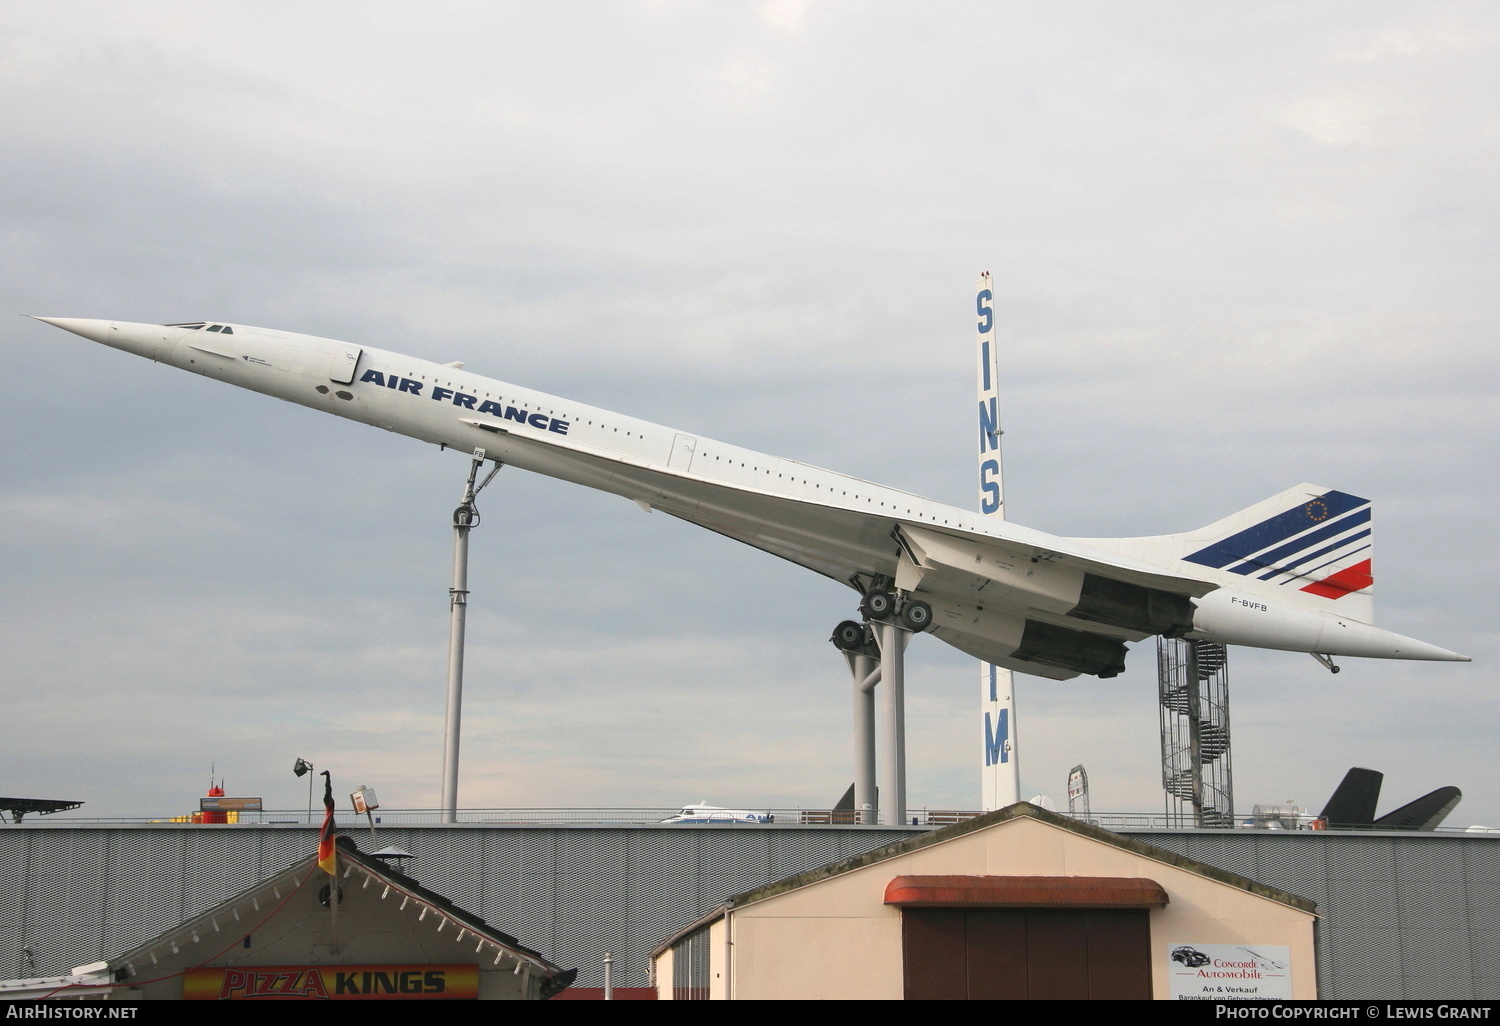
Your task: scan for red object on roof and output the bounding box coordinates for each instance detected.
[883,875,1169,909]
[202,783,227,823]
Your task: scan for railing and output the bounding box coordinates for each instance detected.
[8,807,1496,833]
[1064,811,1252,831]
[3,807,972,828]
[1054,811,1500,835]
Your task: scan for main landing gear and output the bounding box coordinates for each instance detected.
[830,586,933,827]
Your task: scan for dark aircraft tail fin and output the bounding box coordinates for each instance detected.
[1373,787,1462,831]
[1317,767,1461,831]
[1319,767,1384,828]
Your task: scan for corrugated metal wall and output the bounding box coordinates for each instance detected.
[3,825,1496,998]
[0,825,917,991]
[1136,830,1500,1000]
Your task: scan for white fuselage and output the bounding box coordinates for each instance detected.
[37,317,1468,678]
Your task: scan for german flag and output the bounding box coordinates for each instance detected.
[317,771,337,875]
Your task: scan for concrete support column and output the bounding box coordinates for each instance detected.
[851,650,878,825]
[873,621,910,826]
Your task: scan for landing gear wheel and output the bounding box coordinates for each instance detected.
[860,590,895,620]
[899,599,933,632]
[831,620,867,652]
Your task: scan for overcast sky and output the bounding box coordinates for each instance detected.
[2,1,1495,826]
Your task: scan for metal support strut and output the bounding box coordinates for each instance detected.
[839,630,880,825]
[831,587,931,826]
[441,448,504,824]
[872,618,911,826]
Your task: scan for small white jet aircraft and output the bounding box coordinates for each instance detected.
[34,317,1468,680]
[660,803,775,825]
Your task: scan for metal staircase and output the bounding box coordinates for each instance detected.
[1158,638,1235,828]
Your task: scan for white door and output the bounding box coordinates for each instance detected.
[329,344,363,384]
[669,433,696,471]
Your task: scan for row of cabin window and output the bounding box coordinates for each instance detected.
[698,451,952,524]
[379,370,955,524]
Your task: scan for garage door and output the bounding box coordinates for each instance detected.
[902,908,1151,1000]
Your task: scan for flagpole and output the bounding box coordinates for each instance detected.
[330,860,339,955]
[441,451,503,823]
[319,771,339,953]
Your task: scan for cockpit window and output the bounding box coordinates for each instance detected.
[164,322,206,330]
[221,326,233,333]
[207,325,223,332]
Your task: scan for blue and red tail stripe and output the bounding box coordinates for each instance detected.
[1185,490,1373,599]
[1300,558,1373,599]
[1239,508,1370,577]
[1253,525,1370,581]
[1184,490,1369,570]
[1280,541,1371,587]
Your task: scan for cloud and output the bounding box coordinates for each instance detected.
[760,0,815,35]
[1,1,1495,827]
[1276,88,1417,147]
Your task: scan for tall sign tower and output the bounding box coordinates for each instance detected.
[976,273,1020,810]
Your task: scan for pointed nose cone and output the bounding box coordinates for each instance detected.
[32,316,116,344]
[33,316,182,361]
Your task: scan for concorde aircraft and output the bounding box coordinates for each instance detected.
[34,316,1469,680]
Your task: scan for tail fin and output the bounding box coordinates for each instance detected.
[1084,484,1375,623]
[1373,786,1462,831]
[1319,767,1384,828]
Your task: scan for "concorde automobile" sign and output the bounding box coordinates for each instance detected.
[1167,944,1292,1000]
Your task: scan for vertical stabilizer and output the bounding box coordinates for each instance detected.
[1180,486,1373,619]
[1081,483,1376,625]
[1319,767,1384,828]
